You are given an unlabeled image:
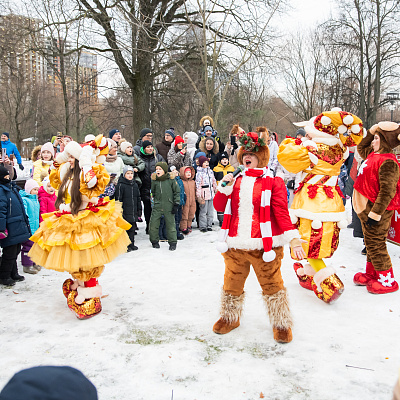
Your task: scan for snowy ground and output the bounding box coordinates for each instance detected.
[1,172,399,399]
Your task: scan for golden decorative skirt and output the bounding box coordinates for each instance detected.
[29,199,131,273]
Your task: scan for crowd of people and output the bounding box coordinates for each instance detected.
[0,110,399,326]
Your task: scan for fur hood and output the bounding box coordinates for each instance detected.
[199,136,219,155]
[31,145,42,162]
[199,115,215,128]
[151,172,174,181]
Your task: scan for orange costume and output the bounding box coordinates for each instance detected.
[278,109,363,303]
[29,136,131,319]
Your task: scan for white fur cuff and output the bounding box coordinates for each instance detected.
[217,181,234,196]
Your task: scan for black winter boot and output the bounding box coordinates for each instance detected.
[169,243,177,251]
[152,242,160,249]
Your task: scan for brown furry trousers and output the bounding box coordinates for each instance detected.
[222,247,285,296]
[358,204,394,271]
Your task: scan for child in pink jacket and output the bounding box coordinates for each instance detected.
[38,177,57,222]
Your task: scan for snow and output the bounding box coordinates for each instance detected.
[1,201,400,399]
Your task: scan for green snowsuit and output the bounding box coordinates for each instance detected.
[149,172,180,244]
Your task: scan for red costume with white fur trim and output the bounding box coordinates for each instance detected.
[214,169,299,251]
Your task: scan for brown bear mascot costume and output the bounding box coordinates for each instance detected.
[213,126,305,343]
[353,121,400,294]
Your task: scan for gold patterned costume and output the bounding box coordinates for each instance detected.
[29,136,131,318]
[278,109,363,303]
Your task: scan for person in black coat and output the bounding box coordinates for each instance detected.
[137,141,165,233]
[0,165,31,286]
[114,166,142,251]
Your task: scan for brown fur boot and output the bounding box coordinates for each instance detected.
[263,288,293,343]
[213,290,245,335]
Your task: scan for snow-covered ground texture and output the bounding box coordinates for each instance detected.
[1,205,400,399]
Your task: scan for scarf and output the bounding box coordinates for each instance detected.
[106,154,118,162]
[216,167,275,262]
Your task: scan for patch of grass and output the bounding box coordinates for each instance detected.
[124,325,187,346]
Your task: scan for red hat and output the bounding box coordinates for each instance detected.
[174,135,184,146]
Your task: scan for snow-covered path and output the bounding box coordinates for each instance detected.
[1,214,399,399]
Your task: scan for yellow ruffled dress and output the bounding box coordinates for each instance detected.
[29,163,131,274]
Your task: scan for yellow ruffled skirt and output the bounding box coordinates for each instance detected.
[28,199,131,273]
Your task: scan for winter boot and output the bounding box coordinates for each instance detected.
[354,261,376,286]
[0,278,16,286]
[311,267,344,304]
[213,290,245,334]
[152,242,160,249]
[169,243,177,251]
[23,266,38,274]
[293,262,314,291]
[366,268,399,294]
[127,243,138,252]
[263,288,293,343]
[11,261,25,282]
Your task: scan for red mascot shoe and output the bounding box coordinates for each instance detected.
[67,291,102,319]
[293,262,314,291]
[62,279,76,298]
[354,261,377,286]
[367,268,399,294]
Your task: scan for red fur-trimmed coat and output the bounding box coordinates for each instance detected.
[214,174,299,250]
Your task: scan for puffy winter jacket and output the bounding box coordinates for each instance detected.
[0,182,31,247]
[138,149,165,201]
[114,175,142,224]
[1,140,22,164]
[117,151,145,186]
[167,147,192,170]
[32,159,51,185]
[195,166,217,201]
[150,172,180,212]
[20,190,40,234]
[38,186,56,222]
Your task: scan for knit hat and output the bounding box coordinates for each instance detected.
[155,161,168,174]
[0,366,98,400]
[165,129,175,140]
[140,128,153,139]
[24,179,40,194]
[41,177,54,194]
[120,141,133,154]
[204,126,213,134]
[219,151,229,162]
[123,165,134,176]
[108,129,120,139]
[40,142,55,158]
[2,132,9,139]
[296,128,306,137]
[203,119,211,126]
[173,135,184,147]
[141,140,153,150]
[195,151,206,159]
[198,156,208,167]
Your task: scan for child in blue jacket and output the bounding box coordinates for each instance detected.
[19,179,41,274]
[0,166,31,286]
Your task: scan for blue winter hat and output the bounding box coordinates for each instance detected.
[2,132,9,139]
[195,152,206,159]
[108,129,120,139]
[165,129,175,140]
[0,366,98,400]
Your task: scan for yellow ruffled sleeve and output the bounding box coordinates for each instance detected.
[49,166,62,190]
[80,164,110,199]
[278,138,311,174]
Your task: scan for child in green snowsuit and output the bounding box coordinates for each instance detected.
[149,162,180,250]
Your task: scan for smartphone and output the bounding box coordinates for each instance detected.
[182,143,187,149]
[230,136,236,146]
[1,148,6,161]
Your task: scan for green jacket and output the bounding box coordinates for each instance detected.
[117,151,145,187]
[151,172,180,212]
